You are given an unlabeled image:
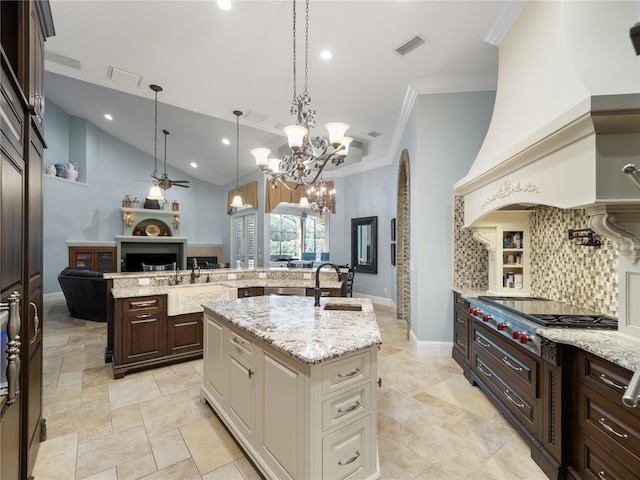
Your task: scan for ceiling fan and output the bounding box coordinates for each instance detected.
[149,84,190,190]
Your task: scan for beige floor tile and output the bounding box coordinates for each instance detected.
[149,428,191,470]
[415,464,458,479]
[76,425,152,479]
[107,374,162,410]
[116,453,158,480]
[44,334,70,348]
[180,415,243,475]
[82,364,117,389]
[201,461,246,480]
[233,457,263,480]
[440,409,516,454]
[377,410,400,435]
[377,387,428,423]
[481,443,549,480]
[139,458,202,480]
[45,343,86,359]
[78,467,117,480]
[139,390,208,437]
[61,351,107,373]
[46,401,111,441]
[422,374,499,418]
[378,455,415,480]
[81,384,109,406]
[111,403,143,433]
[30,431,78,480]
[155,369,202,396]
[378,434,432,477]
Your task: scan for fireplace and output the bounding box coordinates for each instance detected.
[116,235,187,272]
[124,253,178,272]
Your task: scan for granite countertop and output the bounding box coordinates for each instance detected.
[537,328,640,372]
[203,296,382,365]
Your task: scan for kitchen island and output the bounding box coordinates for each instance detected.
[201,295,381,480]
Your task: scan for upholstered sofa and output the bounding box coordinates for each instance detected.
[58,267,110,322]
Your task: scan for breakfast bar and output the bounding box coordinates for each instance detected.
[200,295,382,480]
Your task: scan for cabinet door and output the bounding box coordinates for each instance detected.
[167,313,202,356]
[95,249,116,272]
[227,352,255,442]
[259,350,305,480]
[203,314,225,407]
[322,415,372,480]
[69,248,94,270]
[121,311,166,364]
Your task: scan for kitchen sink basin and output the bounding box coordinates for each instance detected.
[167,283,237,316]
[323,303,363,312]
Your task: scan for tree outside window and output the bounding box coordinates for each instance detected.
[270,210,328,261]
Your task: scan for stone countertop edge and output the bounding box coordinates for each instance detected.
[537,328,640,373]
[203,296,382,366]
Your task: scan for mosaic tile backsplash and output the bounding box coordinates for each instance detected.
[453,201,618,317]
[453,196,489,290]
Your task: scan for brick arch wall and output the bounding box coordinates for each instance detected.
[396,149,411,334]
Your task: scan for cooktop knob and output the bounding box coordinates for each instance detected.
[511,330,520,339]
[482,314,491,323]
[496,322,506,330]
[518,333,530,344]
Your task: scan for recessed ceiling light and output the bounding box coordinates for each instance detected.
[104,114,113,120]
[217,0,231,10]
[190,162,197,168]
[222,138,230,145]
[320,50,333,60]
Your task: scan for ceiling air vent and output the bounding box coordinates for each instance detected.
[367,131,381,138]
[244,111,268,124]
[395,34,428,56]
[107,66,143,88]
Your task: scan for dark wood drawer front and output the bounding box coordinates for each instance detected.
[453,326,468,358]
[123,296,164,314]
[454,309,468,329]
[577,434,640,480]
[454,292,469,310]
[472,325,538,399]
[579,384,640,470]
[1,63,25,159]
[579,351,631,399]
[473,354,537,432]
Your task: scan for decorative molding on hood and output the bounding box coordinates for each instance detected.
[587,204,640,264]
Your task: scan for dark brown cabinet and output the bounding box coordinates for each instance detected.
[113,295,203,378]
[1,1,54,478]
[68,246,117,272]
[305,287,341,298]
[452,292,471,374]
[238,287,264,298]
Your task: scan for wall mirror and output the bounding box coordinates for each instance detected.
[351,216,378,274]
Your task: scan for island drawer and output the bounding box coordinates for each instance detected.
[228,327,255,360]
[322,415,372,480]
[322,383,371,431]
[575,433,640,480]
[577,350,632,399]
[322,351,371,396]
[123,295,164,314]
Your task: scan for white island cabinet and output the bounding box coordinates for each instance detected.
[201,296,381,480]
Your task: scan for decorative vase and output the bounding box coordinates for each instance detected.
[55,164,66,178]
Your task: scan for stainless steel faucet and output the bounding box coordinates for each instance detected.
[190,258,201,284]
[314,262,342,306]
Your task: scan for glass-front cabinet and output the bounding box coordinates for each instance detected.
[68,246,117,272]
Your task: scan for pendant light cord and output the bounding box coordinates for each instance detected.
[154,89,158,176]
[236,113,240,189]
[292,0,297,103]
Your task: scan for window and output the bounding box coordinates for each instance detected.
[231,212,256,269]
[269,206,329,262]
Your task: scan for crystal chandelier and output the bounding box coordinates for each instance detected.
[300,177,335,216]
[251,0,352,193]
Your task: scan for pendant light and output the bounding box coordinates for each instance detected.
[230,110,244,209]
[148,84,164,201]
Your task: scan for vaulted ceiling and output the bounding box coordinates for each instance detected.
[44,0,524,186]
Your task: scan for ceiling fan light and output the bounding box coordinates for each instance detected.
[148,184,164,200]
[299,196,310,209]
[230,193,244,208]
[251,148,271,168]
[338,136,353,157]
[325,123,349,147]
[284,124,308,150]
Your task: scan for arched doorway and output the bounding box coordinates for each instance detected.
[396,149,411,338]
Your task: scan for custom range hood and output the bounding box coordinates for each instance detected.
[455,0,640,247]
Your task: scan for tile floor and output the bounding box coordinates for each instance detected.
[33,300,548,480]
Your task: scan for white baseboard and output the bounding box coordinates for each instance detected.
[44,291,65,303]
[409,329,453,356]
[352,293,395,308]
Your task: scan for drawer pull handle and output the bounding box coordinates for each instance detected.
[338,450,360,466]
[248,369,254,379]
[503,390,524,409]
[477,364,492,378]
[232,336,246,346]
[338,400,361,413]
[599,374,626,391]
[456,318,465,324]
[135,313,152,319]
[598,471,606,480]
[130,300,156,308]
[456,340,465,347]
[338,368,360,378]
[502,357,523,372]
[475,337,490,348]
[598,418,628,439]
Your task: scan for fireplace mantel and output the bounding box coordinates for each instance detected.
[121,207,181,237]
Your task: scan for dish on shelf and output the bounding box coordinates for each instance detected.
[145,224,161,237]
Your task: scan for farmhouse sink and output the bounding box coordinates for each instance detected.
[167,283,237,316]
[323,303,363,312]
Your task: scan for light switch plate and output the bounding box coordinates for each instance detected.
[303,273,312,279]
[258,272,267,279]
[138,278,150,285]
[228,273,237,280]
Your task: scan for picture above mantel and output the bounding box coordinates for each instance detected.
[121,207,180,237]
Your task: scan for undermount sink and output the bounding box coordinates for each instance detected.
[167,283,237,316]
[323,303,363,312]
